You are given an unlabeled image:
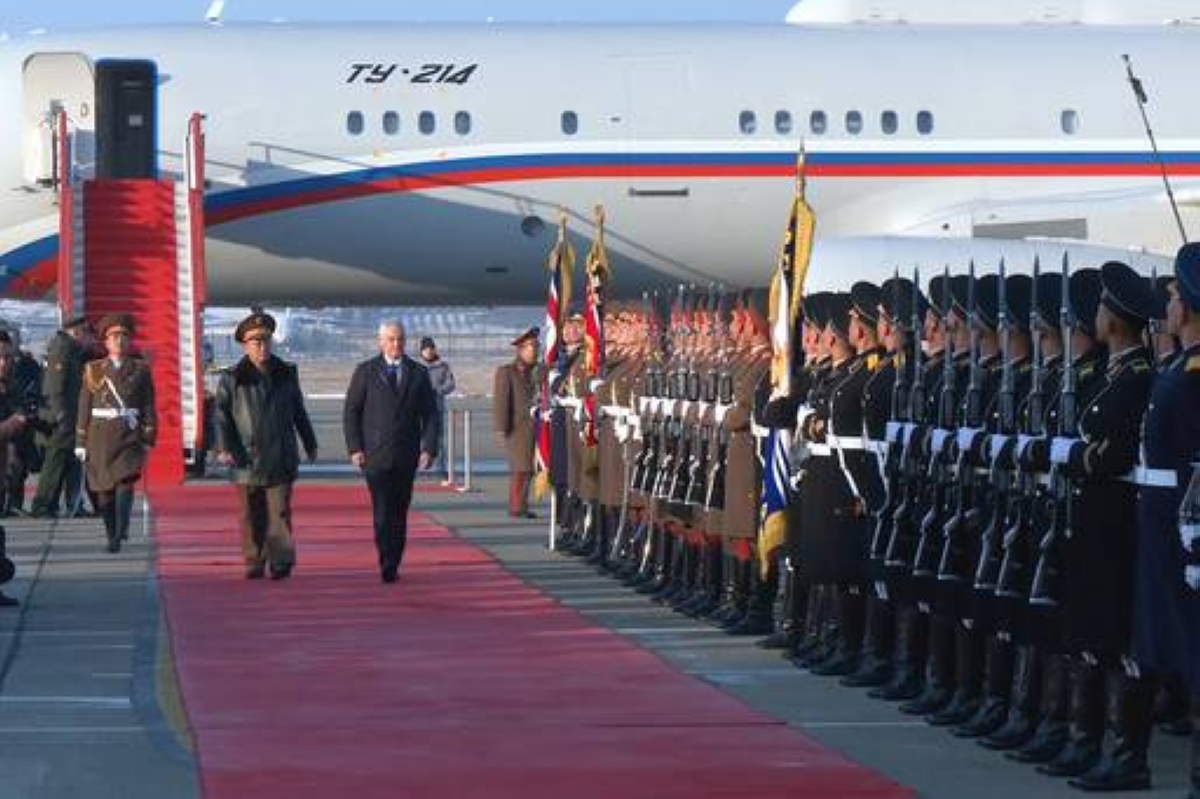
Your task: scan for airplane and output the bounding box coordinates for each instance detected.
[0,4,1196,306]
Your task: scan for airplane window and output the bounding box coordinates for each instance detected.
[917,110,934,135]
[561,111,579,135]
[346,111,364,136]
[739,111,757,135]
[383,111,400,136]
[845,110,863,135]
[419,111,436,135]
[1061,109,1079,134]
[455,111,472,135]
[810,111,827,135]
[775,110,793,135]
[881,110,898,135]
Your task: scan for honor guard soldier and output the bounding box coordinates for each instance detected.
[717,290,773,635]
[31,315,92,518]
[1029,267,1111,777]
[75,314,156,552]
[0,331,36,604]
[1050,261,1158,791]
[493,327,540,519]
[1133,244,1200,796]
[847,274,928,689]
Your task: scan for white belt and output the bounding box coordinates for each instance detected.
[600,405,627,418]
[808,443,832,457]
[827,434,868,451]
[91,408,121,420]
[751,423,770,439]
[1120,466,1177,488]
[867,440,890,457]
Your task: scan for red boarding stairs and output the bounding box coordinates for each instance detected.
[56,112,208,485]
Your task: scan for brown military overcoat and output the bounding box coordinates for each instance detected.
[76,357,157,492]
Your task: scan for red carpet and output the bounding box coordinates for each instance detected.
[153,485,909,798]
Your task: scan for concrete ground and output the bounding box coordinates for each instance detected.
[0,464,1189,797]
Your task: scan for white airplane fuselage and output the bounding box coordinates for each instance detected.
[0,22,1196,304]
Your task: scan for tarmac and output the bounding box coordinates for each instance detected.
[0,468,1190,797]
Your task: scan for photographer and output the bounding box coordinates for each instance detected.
[0,331,37,606]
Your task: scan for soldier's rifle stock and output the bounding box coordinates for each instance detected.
[975,259,1016,591]
[1031,253,1074,606]
[997,258,1044,598]
[870,269,913,561]
[935,260,983,584]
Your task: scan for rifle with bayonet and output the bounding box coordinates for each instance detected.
[652,284,691,499]
[975,259,1016,591]
[669,288,701,503]
[685,289,717,506]
[706,290,735,511]
[630,291,657,492]
[1030,254,1073,606]
[936,261,984,584]
[871,269,915,561]
[997,258,1045,598]
[908,267,957,574]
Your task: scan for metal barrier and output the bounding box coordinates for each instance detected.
[444,407,474,492]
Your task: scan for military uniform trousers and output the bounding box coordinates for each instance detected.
[237,482,296,572]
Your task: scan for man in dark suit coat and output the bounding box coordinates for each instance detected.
[343,321,438,583]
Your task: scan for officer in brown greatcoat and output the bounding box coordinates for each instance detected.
[75,314,156,553]
[493,327,539,518]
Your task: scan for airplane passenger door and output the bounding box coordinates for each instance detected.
[22,52,95,186]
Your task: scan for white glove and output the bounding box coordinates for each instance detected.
[1181,523,1200,553]
[74,447,87,463]
[956,427,983,452]
[1186,564,1200,591]
[1050,437,1079,466]
[1016,434,1040,461]
[931,428,952,455]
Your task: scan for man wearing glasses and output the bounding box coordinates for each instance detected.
[214,310,318,579]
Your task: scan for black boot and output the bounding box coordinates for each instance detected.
[101,501,120,553]
[1039,657,1105,777]
[1009,652,1070,764]
[812,586,866,677]
[926,622,983,725]
[900,612,954,716]
[843,592,895,688]
[759,562,802,648]
[871,604,927,701]
[953,634,1014,738]
[1069,667,1156,791]
[726,558,776,636]
[1190,703,1199,799]
[980,644,1040,750]
[710,554,741,625]
[1153,673,1194,737]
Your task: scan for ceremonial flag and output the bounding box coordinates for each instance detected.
[759,149,816,576]
[583,206,610,448]
[534,213,575,500]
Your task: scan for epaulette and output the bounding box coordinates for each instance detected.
[866,353,881,372]
[1187,354,1200,373]
[1132,359,1152,374]
[1079,363,1095,380]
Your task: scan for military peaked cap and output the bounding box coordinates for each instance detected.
[975,274,1001,329]
[97,313,136,339]
[510,327,539,346]
[880,276,930,324]
[1099,261,1155,327]
[949,274,973,319]
[62,315,90,331]
[234,310,276,343]
[1174,242,1200,312]
[850,281,882,326]
[803,292,830,329]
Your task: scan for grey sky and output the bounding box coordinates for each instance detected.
[2,1,798,32]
